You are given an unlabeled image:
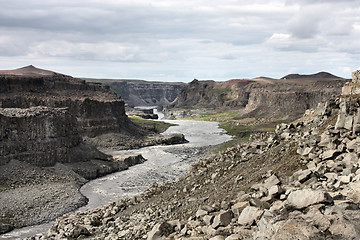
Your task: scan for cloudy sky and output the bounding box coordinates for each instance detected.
[0,0,359,82]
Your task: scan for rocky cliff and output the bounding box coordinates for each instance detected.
[0,106,109,167]
[32,70,360,240]
[85,78,185,107]
[166,73,348,120]
[0,66,131,138]
[0,66,173,232]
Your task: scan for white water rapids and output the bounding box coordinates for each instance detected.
[1,119,231,239]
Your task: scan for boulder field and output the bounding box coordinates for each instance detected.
[27,70,360,240]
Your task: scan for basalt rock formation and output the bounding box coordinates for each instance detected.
[84,78,185,107]
[0,66,174,232]
[166,73,348,120]
[0,65,146,172]
[0,106,108,167]
[0,65,130,138]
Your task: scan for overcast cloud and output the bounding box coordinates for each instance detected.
[0,0,359,81]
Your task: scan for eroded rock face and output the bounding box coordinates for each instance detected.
[105,80,186,107]
[1,107,75,166]
[0,107,111,167]
[0,66,129,138]
[166,73,348,120]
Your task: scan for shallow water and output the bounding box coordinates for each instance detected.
[0,120,231,239]
[80,120,232,210]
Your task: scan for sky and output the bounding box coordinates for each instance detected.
[0,0,359,82]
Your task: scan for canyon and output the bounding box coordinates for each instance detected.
[0,66,186,233]
[24,70,360,240]
[1,65,358,239]
[166,72,348,120]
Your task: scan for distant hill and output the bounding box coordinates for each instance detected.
[281,72,343,80]
[0,65,64,77]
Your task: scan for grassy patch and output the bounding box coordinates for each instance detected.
[215,134,251,152]
[185,111,240,121]
[185,110,290,151]
[109,85,125,95]
[318,113,338,133]
[128,115,176,133]
[219,122,251,136]
[210,88,231,94]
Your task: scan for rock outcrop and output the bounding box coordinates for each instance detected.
[166,73,348,120]
[85,78,186,107]
[0,106,108,167]
[0,66,160,232]
[0,66,130,139]
[30,70,360,240]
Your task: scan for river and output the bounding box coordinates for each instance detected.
[0,119,231,239]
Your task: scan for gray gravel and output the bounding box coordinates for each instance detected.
[0,160,87,230]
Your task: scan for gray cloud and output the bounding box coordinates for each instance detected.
[0,0,359,81]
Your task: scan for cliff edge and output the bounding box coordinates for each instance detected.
[166,72,348,120]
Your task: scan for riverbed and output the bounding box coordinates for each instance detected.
[80,120,232,210]
[0,120,231,239]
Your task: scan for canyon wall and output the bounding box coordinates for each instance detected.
[0,66,134,167]
[85,78,185,107]
[167,73,348,120]
[0,70,130,138]
[0,107,108,166]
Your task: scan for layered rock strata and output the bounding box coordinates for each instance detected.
[166,73,348,120]
[342,69,360,95]
[0,66,129,138]
[0,106,109,166]
[0,66,151,233]
[92,79,186,107]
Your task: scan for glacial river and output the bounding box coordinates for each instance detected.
[1,119,231,239]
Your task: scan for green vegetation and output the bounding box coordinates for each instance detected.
[210,87,231,94]
[109,85,124,95]
[185,111,240,121]
[219,121,251,136]
[128,115,176,133]
[184,110,290,152]
[214,120,281,152]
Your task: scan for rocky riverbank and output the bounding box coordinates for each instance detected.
[0,66,189,235]
[84,133,188,150]
[0,154,147,234]
[25,70,360,240]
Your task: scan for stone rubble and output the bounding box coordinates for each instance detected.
[25,70,360,240]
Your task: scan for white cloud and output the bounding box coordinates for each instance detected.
[265,33,327,52]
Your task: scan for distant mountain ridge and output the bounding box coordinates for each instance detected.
[281,71,342,80]
[0,65,64,76]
